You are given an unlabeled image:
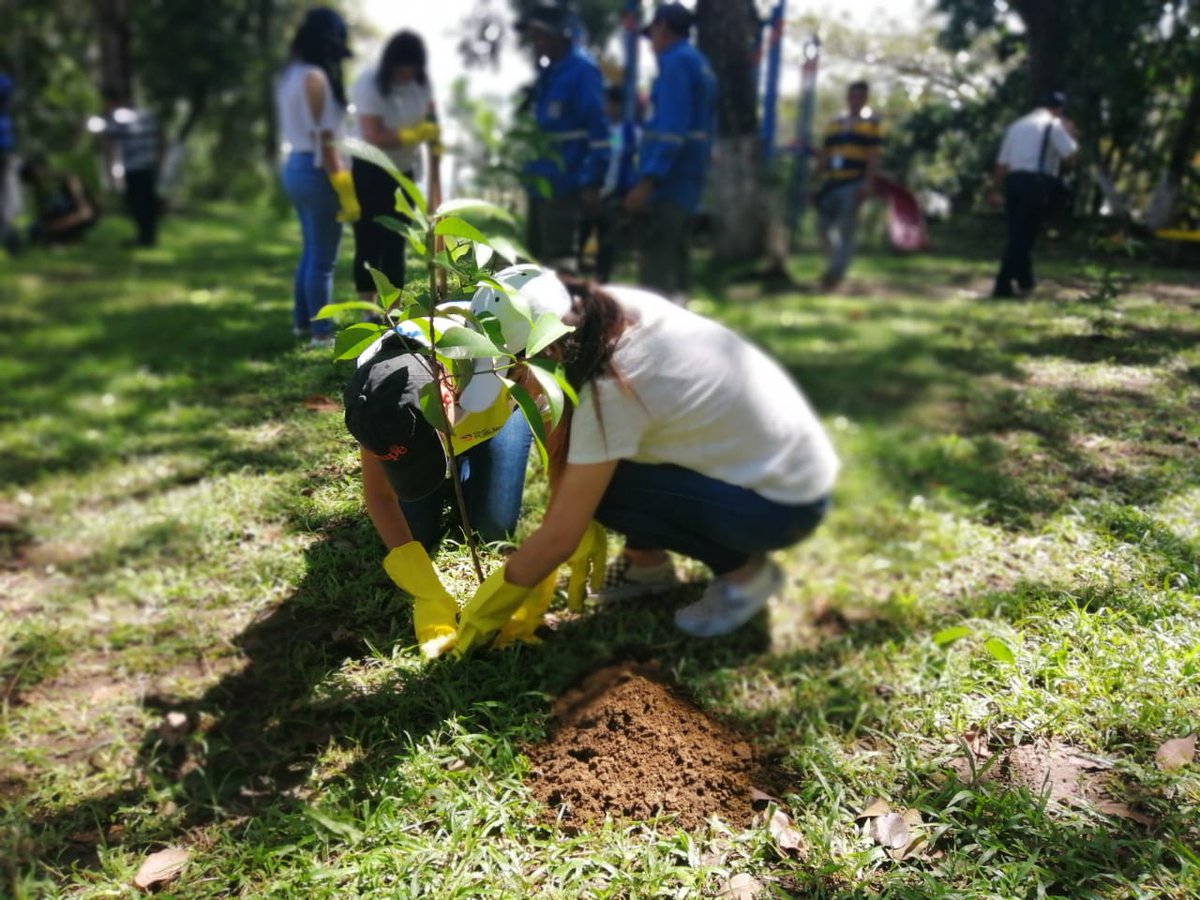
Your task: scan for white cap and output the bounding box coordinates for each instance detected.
[458,265,573,412]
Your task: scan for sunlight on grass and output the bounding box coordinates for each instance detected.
[1,208,1198,897]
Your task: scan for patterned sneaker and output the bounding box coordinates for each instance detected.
[674,561,783,638]
[592,554,679,604]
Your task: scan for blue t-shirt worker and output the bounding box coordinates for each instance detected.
[516,3,611,270]
[623,2,715,301]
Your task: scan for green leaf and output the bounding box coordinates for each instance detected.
[488,234,529,264]
[474,243,495,267]
[303,806,364,844]
[392,186,419,222]
[506,380,549,469]
[434,197,515,224]
[366,265,401,305]
[435,326,503,360]
[314,300,385,321]
[332,322,387,361]
[434,215,490,246]
[417,380,451,435]
[343,137,401,179]
[528,356,578,405]
[933,625,972,646]
[984,638,1015,665]
[525,312,575,357]
[474,311,507,348]
[393,169,428,217]
[522,360,565,427]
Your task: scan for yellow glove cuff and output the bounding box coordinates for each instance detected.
[383,541,452,602]
[494,573,556,648]
[565,521,608,611]
[455,566,531,656]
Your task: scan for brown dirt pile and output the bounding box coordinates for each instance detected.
[524,661,782,833]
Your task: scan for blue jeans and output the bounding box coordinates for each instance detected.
[401,411,533,550]
[281,152,341,338]
[594,461,830,575]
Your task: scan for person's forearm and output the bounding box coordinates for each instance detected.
[365,491,415,550]
[504,525,576,587]
[319,132,344,176]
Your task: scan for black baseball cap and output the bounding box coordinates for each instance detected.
[343,339,448,501]
[1043,90,1068,110]
[642,2,695,36]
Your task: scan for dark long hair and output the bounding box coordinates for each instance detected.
[376,31,428,96]
[291,7,349,106]
[544,277,631,482]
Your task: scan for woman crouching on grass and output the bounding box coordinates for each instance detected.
[455,268,839,653]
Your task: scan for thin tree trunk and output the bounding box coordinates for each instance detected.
[95,0,132,99]
[695,0,768,263]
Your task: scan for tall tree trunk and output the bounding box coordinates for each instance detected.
[1012,0,1067,105]
[259,0,279,168]
[695,0,768,263]
[95,0,132,99]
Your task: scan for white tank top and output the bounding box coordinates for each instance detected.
[275,62,345,162]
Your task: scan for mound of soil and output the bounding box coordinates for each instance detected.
[524,661,782,833]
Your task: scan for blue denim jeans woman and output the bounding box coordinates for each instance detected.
[400,411,534,551]
[281,152,341,340]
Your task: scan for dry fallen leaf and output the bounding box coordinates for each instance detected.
[133,847,189,891]
[857,798,892,820]
[718,873,762,899]
[750,787,782,807]
[872,812,910,849]
[767,809,807,856]
[1094,800,1155,826]
[1155,735,1196,772]
[887,809,926,860]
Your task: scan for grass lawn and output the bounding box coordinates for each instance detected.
[1,205,1198,898]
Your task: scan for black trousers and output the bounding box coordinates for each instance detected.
[352,158,412,293]
[125,167,158,247]
[994,171,1044,296]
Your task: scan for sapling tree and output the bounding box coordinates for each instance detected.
[316,138,577,581]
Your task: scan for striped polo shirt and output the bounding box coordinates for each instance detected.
[821,112,883,183]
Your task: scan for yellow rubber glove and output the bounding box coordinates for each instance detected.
[397,121,440,145]
[328,169,360,223]
[494,572,557,648]
[383,541,458,660]
[565,521,608,611]
[455,566,536,657]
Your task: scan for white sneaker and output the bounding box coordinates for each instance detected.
[674,561,783,638]
[592,554,679,604]
[308,335,335,350]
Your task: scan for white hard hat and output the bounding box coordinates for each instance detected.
[458,265,573,412]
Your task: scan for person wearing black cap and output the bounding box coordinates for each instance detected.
[342,265,575,658]
[623,2,715,301]
[990,91,1078,299]
[515,2,611,270]
[276,7,359,347]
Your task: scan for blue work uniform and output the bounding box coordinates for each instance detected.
[639,40,715,213]
[525,47,611,198]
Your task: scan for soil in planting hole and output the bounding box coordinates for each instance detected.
[524,660,785,833]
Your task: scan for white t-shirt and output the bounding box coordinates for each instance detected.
[996,109,1078,176]
[275,62,345,163]
[351,66,433,176]
[567,288,839,505]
